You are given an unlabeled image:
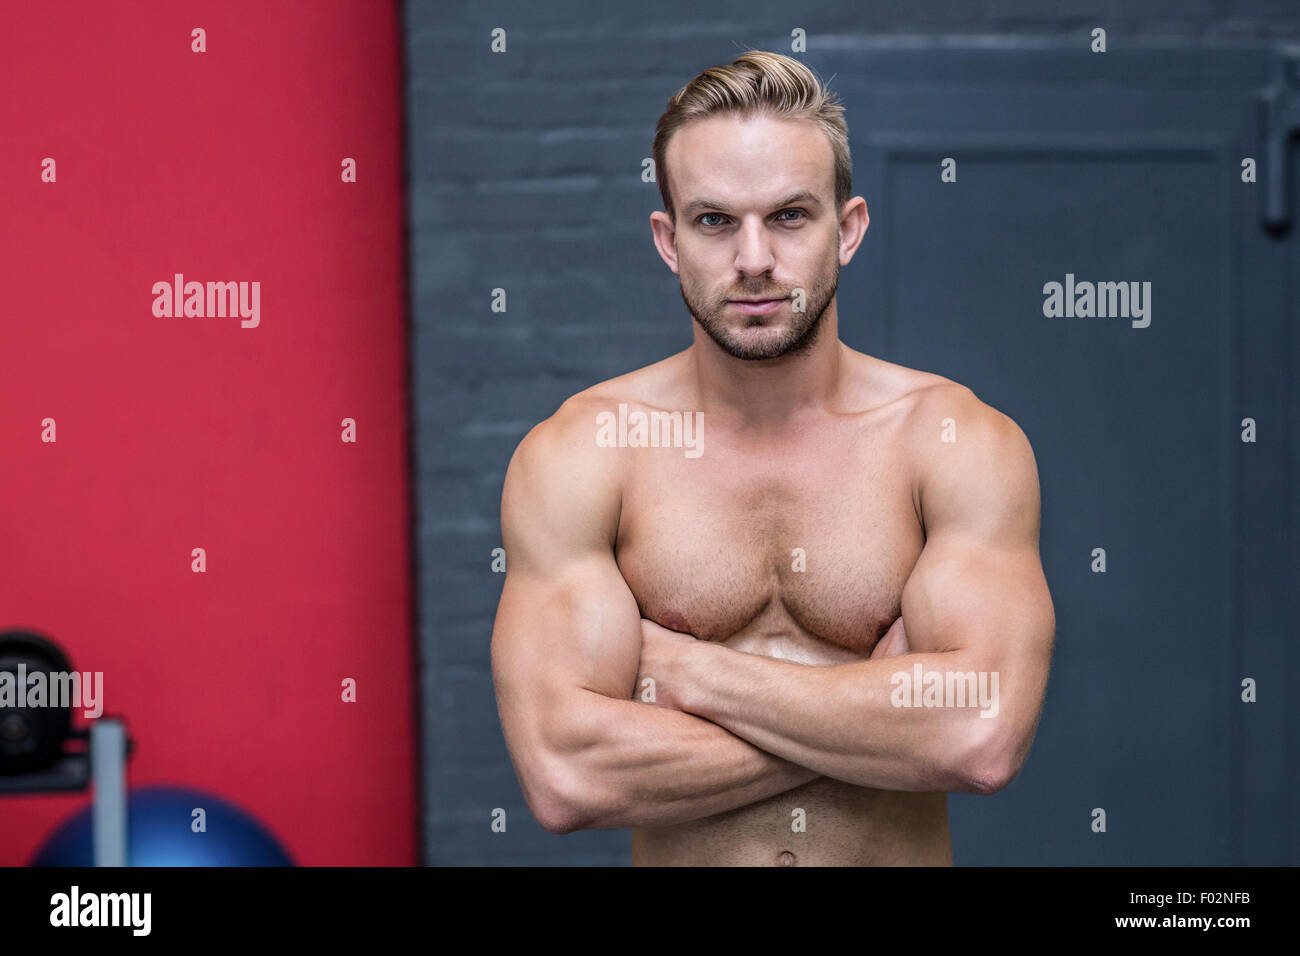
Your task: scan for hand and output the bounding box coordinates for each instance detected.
[634,618,701,711]
[869,615,910,660]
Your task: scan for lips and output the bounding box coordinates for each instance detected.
[728,298,785,315]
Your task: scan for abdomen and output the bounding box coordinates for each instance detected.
[632,779,951,866]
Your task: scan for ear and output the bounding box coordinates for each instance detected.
[836,196,870,266]
[650,210,679,274]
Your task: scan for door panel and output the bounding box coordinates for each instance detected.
[816,42,1297,864]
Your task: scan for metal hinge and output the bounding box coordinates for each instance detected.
[1258,49,1300,231]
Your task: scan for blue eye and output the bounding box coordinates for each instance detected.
[696,209,806,227]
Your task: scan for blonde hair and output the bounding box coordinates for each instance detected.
[653,50,851,221]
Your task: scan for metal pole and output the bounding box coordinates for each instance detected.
[90,719,127,867]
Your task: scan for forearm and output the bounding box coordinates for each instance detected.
[677,644,998,792]
[545,690,818,831]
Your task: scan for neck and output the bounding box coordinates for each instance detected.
[690,301,844,428]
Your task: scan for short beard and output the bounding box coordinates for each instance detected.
[682,262,839,362]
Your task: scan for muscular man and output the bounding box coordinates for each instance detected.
[490,50,1055,866]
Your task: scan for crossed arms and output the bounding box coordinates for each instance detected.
[489,388,1055,834]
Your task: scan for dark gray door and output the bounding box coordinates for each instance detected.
[814,40,1298,865]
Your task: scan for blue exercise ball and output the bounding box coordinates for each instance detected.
[30,785,294,866]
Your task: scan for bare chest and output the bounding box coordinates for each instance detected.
[614,427,924,658]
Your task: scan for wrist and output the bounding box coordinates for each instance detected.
[678,637,718,717]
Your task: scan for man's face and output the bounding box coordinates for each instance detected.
[664,112,842,361]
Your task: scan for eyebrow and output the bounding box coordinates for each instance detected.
[682,191,822,215]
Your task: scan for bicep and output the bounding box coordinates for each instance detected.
[901,535,1053,666]
[901,398,1055,671]
[492,556,643,715]
[489,419,644,753]
[904,403,1055,754]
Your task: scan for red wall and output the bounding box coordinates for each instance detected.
[0,1,415,865]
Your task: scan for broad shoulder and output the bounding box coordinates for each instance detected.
[839,349,959,417]
[515,352,687,461]
[503,352,689,522]
[896,376,1041,539]
[904,377,1018,444]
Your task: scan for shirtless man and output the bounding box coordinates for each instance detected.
[490,50,1055,866]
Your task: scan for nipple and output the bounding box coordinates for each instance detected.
[657,612,692,634]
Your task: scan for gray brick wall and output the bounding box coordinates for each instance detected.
[403,0,1300,865]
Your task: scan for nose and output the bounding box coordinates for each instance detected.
[732,217,775,278]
